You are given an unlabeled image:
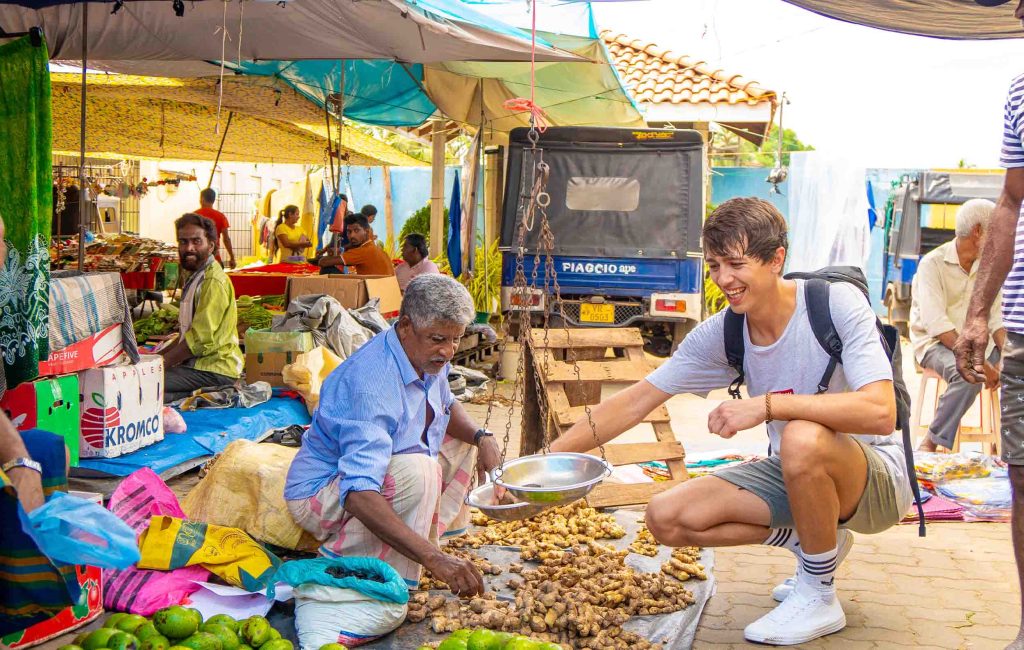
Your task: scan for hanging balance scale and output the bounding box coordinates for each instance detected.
[466,126,611,522]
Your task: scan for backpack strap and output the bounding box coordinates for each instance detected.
[723,309,746,400]
[803,280,927,536]
[803,279,844,394]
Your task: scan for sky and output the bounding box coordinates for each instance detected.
[588,0,1024,169]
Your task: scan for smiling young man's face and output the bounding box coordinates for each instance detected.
[706,245,786,315]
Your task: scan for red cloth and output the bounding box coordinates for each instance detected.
[234,263,319,275]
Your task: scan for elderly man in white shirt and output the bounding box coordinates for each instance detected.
[910,198,1006,452]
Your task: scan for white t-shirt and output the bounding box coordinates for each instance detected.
[647,280,913,512]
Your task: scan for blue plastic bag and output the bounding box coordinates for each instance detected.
[18,491,140,569]
[269,556,409,604]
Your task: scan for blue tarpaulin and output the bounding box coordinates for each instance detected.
[447,170,463,278]
[74,397,311,477]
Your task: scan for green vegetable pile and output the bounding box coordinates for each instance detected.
[237,296,274,331]
[60,608,338,650]
[133,305,179,343]
[421,628,561,650]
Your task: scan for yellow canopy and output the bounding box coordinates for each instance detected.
[51,73,425,166]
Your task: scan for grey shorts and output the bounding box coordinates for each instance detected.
[714,438,902,534]
[1001,331,1024,465]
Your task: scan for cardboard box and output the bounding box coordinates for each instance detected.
[0,375,81,466]
[0,564,103,649]
[38,323,126,376]
[77,356,164,459]
[286,275,402,318]
[244,329,314,387]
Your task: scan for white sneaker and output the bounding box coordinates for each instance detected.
[744,582,846,645]
[771,528,854,602]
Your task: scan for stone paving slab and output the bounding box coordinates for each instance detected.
[695,522,1019,649]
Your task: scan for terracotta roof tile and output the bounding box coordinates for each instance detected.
[600,31,777,108]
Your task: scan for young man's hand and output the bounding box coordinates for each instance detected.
[707,397,766,438]
[955,317,991,384]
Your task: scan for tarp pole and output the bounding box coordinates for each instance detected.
[77,1,87,271]
[429,118,445,258]
[207,110,234,189]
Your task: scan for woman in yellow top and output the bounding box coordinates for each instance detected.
[272,205,311,263]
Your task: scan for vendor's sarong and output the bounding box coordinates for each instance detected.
[0,35,52,393]
[286,435,477,586]
[0,429,78,637]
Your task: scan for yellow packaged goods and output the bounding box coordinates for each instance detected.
[182,439,318,552]
[914,452,993,484]
[137,516,281,591]
[282,347,343,415]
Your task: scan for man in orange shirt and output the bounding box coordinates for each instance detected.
[195,188,236,269]
[317,213,394,276]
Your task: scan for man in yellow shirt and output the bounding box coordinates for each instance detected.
[161,213,244,403]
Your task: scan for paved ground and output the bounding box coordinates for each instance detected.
[464,340,1022,649]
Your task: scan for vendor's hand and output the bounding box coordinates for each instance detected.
[425,550,484,597]
[707,397,766,439]
[955,318,990,384]
[7,466,44,513]
[476,435,501,484]
[227,257,236,270]
[984,360,1001,390]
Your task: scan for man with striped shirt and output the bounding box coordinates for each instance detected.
[957,5,1024,648]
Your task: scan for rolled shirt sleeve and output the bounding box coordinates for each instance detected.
[328,391,396,507]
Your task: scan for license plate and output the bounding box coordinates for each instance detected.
[579,303,615,323]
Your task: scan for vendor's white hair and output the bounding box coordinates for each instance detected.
[401,274,474,328]
[955,198,996,237]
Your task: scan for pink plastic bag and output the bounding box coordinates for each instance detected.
[163,406,187,433]
[103,468,211,615]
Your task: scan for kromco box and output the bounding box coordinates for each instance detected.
[77,355,165,458]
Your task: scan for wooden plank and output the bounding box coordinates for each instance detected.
[543,360,648,383]
[653,422,687,479]
[553,403,671,426]
[586,479,684,508]
[530,327,643,349]
[592,441,684,466]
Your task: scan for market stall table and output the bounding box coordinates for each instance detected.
[228,263,320,297]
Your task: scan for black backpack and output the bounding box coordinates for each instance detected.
[723,265,926,536]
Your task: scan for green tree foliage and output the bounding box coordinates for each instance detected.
[710,126,814,167]
[398,201,448,251]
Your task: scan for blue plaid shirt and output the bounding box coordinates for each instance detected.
[284,327,454,504]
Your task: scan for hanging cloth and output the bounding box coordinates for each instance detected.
[447,170,463,279]
[0,35,52,395]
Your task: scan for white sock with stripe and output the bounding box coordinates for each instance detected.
[798,547,838,595]
[763,528,801,555]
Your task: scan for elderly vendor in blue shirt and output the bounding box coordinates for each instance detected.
[285,274,501,597]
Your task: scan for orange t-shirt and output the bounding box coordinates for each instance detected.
[195,206,229,261]
[342,242,395,276]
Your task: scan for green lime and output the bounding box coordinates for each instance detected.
[153,607,200,641]
[199,624,239,650]
[318,644,348,650]
[104,613,129,629]
[140,636,171,650]
[467,629,498,650]
[135,623,161,642]
[116,615,149,634]
[178,632,222,650]
[437,638,468,650]
[205,616,239,634]
[83,629,121,650]
[257,641,292,650]
[107,632,140,650]
[58,645,86,650]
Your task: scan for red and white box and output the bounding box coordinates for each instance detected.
[39,323,126,376]
[77,356,165,459]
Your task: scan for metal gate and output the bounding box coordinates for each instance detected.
[215,193,259,258]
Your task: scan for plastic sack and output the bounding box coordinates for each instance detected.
[138,515,282,592]
[104,468,210,615]
[915,452,993,484]
[245,329,315,354]
[282,347,343,416]
[269,556,409,604]
[18,491,140,569]
[937,476,1011,508]
[163,406,187,433]
[294,584,407,649]
[348,299,389,334]
[182,439,318,552]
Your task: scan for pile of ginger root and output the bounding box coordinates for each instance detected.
[408,542,697,650]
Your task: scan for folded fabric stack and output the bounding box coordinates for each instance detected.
[901,494,964,523]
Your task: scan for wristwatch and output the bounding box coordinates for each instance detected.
[2,457,42,475]
[473,429,494,446]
